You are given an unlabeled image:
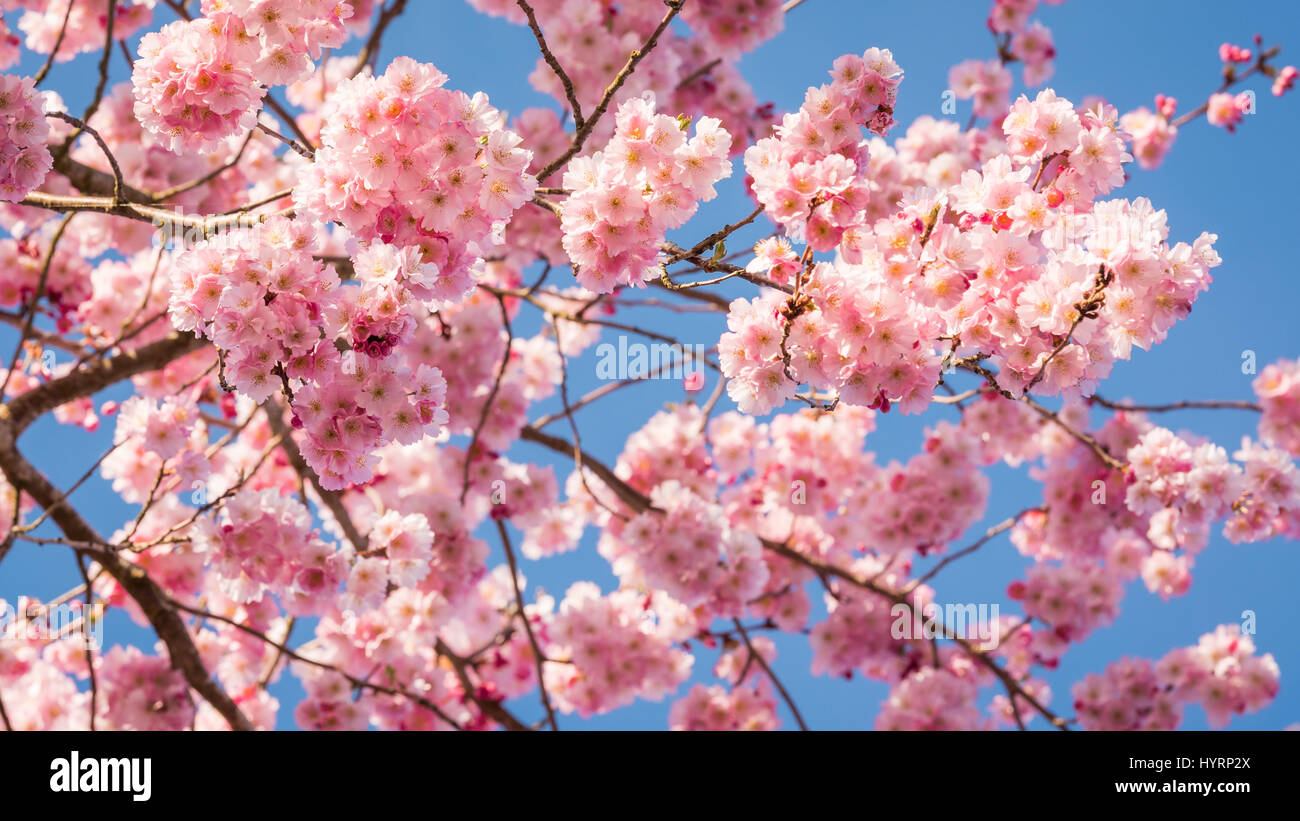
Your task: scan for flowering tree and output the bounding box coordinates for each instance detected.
[0,0,1294,732]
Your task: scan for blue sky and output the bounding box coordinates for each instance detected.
[3,0,1298,730]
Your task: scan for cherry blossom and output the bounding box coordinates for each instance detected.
[0,0,1291,737]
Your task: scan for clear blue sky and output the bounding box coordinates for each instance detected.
[3,0,1298,730]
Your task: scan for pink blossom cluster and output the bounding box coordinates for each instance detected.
[467,0,685,115]
[1007,562,1122,641]
[681,0,785,60]
[291,566,548,730]
[407,294,535,453]
[1008,406,1144,563]
[987,0,1065,34]
[672,40,780,155]
[948,59,1013,120]
[0,600,90,729]
[958,391,1045,466]
[192,487,349,615]
[810,558,922,680]
[724,96,1217,418]
[466,0,779,162]
[859,421,990,556]
[57,84,274,260]
[744,48,903,246]
[613,404,715,498]
[669,682,780,730]
[560,93,732,292]
[98,394,211,509]
[1219,42,1254,64]
[1223,439,1300,544]
[343,510,435,608]
[985,0,1063,87]
[1010,22,1056,86]
[1125,428,1242,539]
[0,73,50,202]
[132,14,269,151]
[92,501,210,623]
[1001,92,1134,194]
[362,440,502,602]
[875,667,986,730]
[167,216,336,401]
[614,480,768,615]
[718,253,942,416]
[1073,625,1279,729]
[0,229,91,317]
[201,0,353,85]
[1119,104,1178,170]
[282,55,353,144]
[1253,357,1300,456]
[169,217,452,489]
[542,583,694,717]
[1124,426,1300,548]
[75,250,181,354]
[12,0,155,63]
[296,57,536,295]
[951,199,1216,400]
[484,108,569,264]
[290,350,451,490]
[95,645,195,731]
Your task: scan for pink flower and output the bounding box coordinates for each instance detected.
[1205,91,1245,131]
[132,15,267,151]
[561,93,732,292]
[0,74,51,202]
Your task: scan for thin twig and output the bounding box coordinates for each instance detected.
[496,519,558,731]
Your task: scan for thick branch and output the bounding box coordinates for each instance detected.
[0,424,253,731]
[3,331,208,434]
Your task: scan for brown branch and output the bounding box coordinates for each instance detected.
[676,57,722,90]
[3,331,208,434]
[659,240,792,294]
[47,112,123,205]
[535,0,686,182]
[461,294,514,505]
[516,0,584,128]
[496,519,558,730]
[959,360,1125,471]
[256,121,314,160]
[1089,396,1261,413]
[733,618,807,730]
[19,190,271,234]
[52,153,151,203]
[1170,47,1279,128]
[172,600,463,730]
[0,427,253,730]
[152,130,256,202]
[32,0,76,86]
[351,0,410,78]
[435,639,531,731]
